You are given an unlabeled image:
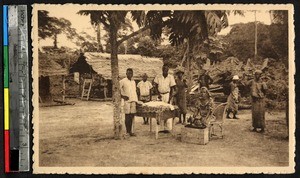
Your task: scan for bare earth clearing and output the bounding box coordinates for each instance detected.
[39,99,288,167]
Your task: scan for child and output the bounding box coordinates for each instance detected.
[137,73,153,124]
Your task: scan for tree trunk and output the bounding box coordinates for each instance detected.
[254,11,258,60]
[54,33,58,49]
[110,24,122,139]
[124,41,128,54]
[96,23,104,52]
[185,38,193,93]
[180,40,189,66]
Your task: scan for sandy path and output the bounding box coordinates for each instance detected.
[38,99,289,167]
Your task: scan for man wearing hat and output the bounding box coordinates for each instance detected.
[226,75,240,119]
[137,73,153,124]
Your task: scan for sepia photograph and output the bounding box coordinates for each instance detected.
[32,4,295,174]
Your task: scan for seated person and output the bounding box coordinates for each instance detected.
[187,87,215,128]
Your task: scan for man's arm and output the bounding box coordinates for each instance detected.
[149,88,152,101]
[136,82,141,99]
[149,82,153,101]
[153,77,161,100]
[136,87,140,100]
[262,82,268,95]
[168,76,176,103]
[183,79,188,88]
[119,80,129,101]
[154,83,161,100]
[169,84,176,104]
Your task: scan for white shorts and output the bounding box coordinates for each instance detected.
[122,100,136,114]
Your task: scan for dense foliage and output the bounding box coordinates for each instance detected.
[224,20,288,63]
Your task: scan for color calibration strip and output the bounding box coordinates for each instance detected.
[3,5,10,173]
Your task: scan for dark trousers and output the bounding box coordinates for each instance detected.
[125,114,135,134]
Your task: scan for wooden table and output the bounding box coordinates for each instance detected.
[136,105,178,139]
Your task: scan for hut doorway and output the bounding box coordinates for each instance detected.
[39,76,51,103]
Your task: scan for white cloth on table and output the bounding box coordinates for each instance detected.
[160,92,172,130]
[143,101,175,110]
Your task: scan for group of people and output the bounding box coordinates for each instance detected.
[225,70,268,133]
[120,63,268,137]
[120,65,190,136]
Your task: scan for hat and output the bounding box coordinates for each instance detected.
[232,75,239,80]
[254,70,263,74]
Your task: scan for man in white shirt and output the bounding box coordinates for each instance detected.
[137,73,153,124]
[154,65,176,133]
[119,68,138,136]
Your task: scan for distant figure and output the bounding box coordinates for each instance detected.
[226,75,240,119]
[154,64,176,133]
[198,70,213,90]
[174,68,188,125]
[244,70,268,133]
[188,87,215,128]
[137,73,153,125]
[120,68,138,137]
[99,77,108,99]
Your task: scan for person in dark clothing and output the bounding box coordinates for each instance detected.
[243,70,268,133]
[175,68,188,125]
[198,70,213,90]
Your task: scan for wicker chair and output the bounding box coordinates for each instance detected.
[209,102,227,139]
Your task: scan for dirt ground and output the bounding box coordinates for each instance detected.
[39,99,289,167]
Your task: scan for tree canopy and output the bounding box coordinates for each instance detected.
[224,21,288,62]
[38,10,84,48]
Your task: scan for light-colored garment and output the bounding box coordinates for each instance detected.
[161,93,170,103]
[160,93,172,130]
[227,82,239,112]
[154,74,176,94]
[119,77,138,102]
[137,81,153,96]
[144,101,175,110]
[121,99,137,114]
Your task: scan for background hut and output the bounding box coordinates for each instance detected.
[69,52,164,98]
[39,53,68,103]
[84,52,163,80]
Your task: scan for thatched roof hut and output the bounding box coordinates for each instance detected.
[83,52,164,80]
[38,52,68,104]
[39,57,68,77]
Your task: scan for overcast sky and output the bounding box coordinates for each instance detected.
[39,8,272,49]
